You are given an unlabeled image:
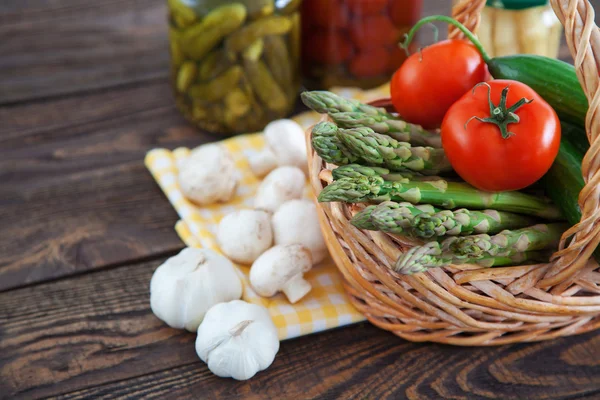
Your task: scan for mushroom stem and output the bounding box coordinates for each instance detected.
[282,274,312,304]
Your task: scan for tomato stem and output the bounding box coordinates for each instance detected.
[401,15,491,63]
[464,83,533,139]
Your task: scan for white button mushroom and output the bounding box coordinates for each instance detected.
[247,119,309,178]
[253,166,306,213]
[179,144,239,205]
[248,149,278,178]
[263,119,308,174]
[196,300,280,380]
[272,199,328,264]
[150,248,242,332]
[249,244,313,303]
[217,209,273,264]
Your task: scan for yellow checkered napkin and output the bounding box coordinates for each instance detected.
[144,84,391,340]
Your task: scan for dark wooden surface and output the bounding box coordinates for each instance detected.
[1,1,600,399]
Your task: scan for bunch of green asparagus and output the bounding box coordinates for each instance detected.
[303,91,567,275]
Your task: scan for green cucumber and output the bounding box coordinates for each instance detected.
[541,123,600,262]
[560,119,591,155]
[487,55,588,128]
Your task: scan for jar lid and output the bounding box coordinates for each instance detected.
[486,0,548,9]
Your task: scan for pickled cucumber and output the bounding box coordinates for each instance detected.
[225,89,251,117]
[169,30,185,67]
[226,16,292,54]
[276,0,301,14]
[198,50,230,81]
[263,35,293,94]
[168,0,197,26]
[176,61,197,92]
[244,59,288,114]
[243,39,265,61]
[289,12,300,68]
[188,65,243,101]
[181,3,247,60]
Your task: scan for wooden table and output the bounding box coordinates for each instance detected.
[2,1,600,398]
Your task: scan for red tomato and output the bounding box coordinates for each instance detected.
[345,0,389,17]
[350,15,399,49]
[301,0,350,29]
[303,30,354,65]
[390,0,422,27]
[390,39,488,129]
[441,80,561,192]
[349,48,390,78]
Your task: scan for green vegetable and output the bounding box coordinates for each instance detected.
[540,128,600,263]
[168,0,197,26]
[188,66,243,101]
[176,61,197,92]
[311,122,357,165]
[395,246,548,275]
[338,127,451,174]
[242,39,265,61]
[487,55,588,128]
[413,208,538,238]
[181,3,248,60]
[330,112,442,148]
[301,91,390,116]
[350,205,379,230]
[263,35,294,97]
[354,201,437,234]
[332,164,413,182]
[289,12,300,68]
[244,59,289,113]
[169,28,185,67]
[318,176,563,220]
[395,223,566,274]
[560,120,590,156]
[226,16,292,54]
[197,50,231,81]
[277,0,302,14]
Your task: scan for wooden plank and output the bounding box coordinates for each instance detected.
[0,81,210,290]
[0,0,169,104]
[1,259,599,399]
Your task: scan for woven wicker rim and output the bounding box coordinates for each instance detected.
[307,0,600,345]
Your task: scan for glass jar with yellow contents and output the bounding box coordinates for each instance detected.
[475,0,562,58]
[167,0,301,134]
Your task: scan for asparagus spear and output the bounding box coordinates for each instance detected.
[370,201,437,234]
[451,223,568,258]
[318,176,563,220]
[351,201,437,232]
[332,164,412,182]
[312,124,448,175]
[394,223,567,274]
[311,121,357,165]
[330,112,442,148]
[301,90,389,116]
[413,209,538,238]
[350,205,379,230]
[338,127,451,174]
[395,242,548,275]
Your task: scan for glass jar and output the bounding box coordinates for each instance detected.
[477,0,562,58]
[300,0,422,89]
[167,0,301,134]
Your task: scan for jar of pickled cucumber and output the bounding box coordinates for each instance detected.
[301,0,422,90]
[167,0,301,134]
[476,0,562,58]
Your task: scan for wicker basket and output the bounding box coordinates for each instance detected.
[307,0,600,345]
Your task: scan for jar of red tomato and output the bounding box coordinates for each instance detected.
[301,0,422,89]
